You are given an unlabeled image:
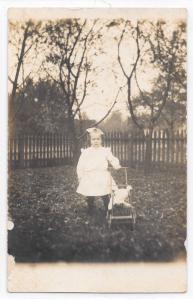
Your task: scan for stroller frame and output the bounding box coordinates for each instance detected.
[107,167,136,230]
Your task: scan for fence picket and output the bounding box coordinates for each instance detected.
[153,130,157,163]
[13,137,17,163]
[42,135,45,166]
[166,130,170,164]
[123,132,127,165]
[176,130,180,164]
[162,130,166,164]
[9,138,12,163]
[130,131,134,166]
[157,130,161,165]
[181,130,185,164]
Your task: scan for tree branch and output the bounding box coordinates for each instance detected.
[77,84,127,139]
[42,63,59,85]
[23,41,35,58]
[129,22,141,79]
[73,63,89,118]
[134,70,153,109]
[152,74,171,123]
[59,58,69,101]
[126,79,144,130]
[118,23,129,79]
[10,22,30,103]
[68,20,87,61]
[71,23,95,109]
[8,76,16,85]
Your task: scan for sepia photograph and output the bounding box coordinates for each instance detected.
[7,7,187,292]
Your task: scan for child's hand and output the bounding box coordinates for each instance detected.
[114,164,121,170]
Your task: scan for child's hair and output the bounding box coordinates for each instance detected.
[86,127,104,136]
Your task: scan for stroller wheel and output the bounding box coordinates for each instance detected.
[106,211,112,228]
[130,208,136,231]
[132,208,137,224]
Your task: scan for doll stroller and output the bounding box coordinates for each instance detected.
[107,167,136,230]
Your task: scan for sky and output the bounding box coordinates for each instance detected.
[8,7,186,121]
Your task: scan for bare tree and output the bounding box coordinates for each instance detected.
[144,20,186,172]
[148,20,186,125]
[42,19,108,161]
[151,21,186,132]
[148,78,186,132]
[8,20,42,134]
[117,20,147,130]
[117,20,153,172]
[117,20,186,173]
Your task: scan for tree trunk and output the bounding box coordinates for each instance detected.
[8,95,17,140]
[68,116,81,165]
[144,128,153,174]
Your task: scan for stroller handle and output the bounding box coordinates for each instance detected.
[108,166,128,186]
[108,166,128,169]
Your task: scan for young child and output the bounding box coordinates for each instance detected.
[76,127,121,216]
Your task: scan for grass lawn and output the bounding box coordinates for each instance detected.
[8,165,186,263]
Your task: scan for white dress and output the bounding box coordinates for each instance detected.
[76,147,120,196]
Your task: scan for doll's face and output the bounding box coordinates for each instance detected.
[90,134,102,148]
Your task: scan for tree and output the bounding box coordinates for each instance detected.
[152,22,187,132]
[42,19,100,161]
[13,79,98,135]
[101,111,129,132]
[144,20,186,172]
[116,19,186,173]
[148,20,186,128]
[13,79,69,134]
[153,78,186,132]
[8,20,42,135]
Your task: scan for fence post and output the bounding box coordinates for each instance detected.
[176,130,180,165]
[180,130,185,164]
[144,129,153,174]
[152,130,157,165]
[18,136,24,168]
[130,131,134,167]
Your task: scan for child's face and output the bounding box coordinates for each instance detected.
[90,134,102,148]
